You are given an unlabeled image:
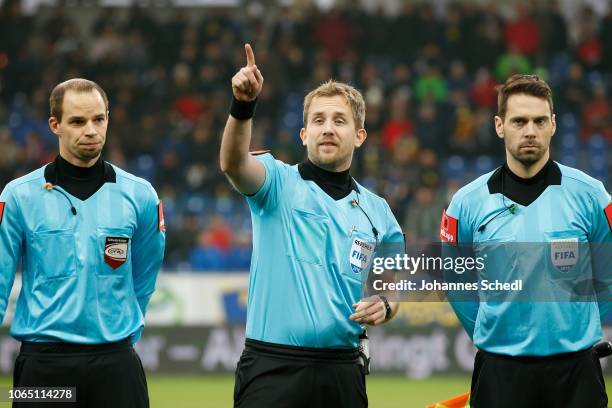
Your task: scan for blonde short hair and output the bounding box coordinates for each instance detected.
[303,80,366,129]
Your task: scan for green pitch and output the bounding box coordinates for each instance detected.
[147,374,472,407]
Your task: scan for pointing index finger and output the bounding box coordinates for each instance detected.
[245,43,255,67]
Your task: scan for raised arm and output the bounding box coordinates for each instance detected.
[219,43,266,195]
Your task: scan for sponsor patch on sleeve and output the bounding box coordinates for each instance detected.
[158,201,166,232]
[440,210,458,245]
[0,202,4,225]
[605,203,612,232]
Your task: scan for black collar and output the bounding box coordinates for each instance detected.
[487,159,561,206]
[44,156,116,185]
[298,159,359,200]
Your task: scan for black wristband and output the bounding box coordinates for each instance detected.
[378,295,392,321]
[230,97,257,120]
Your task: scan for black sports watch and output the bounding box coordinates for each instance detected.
[378,295,392,322]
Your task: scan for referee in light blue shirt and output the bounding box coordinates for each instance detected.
[441,74,612,407]
[0,78,165,408]
[220,44,404,408]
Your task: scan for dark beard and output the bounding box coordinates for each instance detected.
[508,144,546,166]
[513,152,542,165]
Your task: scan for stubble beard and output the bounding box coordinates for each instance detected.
[508,142,547,167]
[309,146,351,172]
[72,144,103,162]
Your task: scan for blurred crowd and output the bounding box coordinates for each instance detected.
[0,0,610,271]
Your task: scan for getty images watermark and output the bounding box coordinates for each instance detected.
[369,253,523,292]
[350,239,609,301]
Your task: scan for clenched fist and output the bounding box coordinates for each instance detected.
[232,43,264,102]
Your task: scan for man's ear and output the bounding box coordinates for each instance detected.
[299,128,307,146]
[354,128,367,148]
[49,116,60,136]
[494,115,504,139]
[551,113,556,137]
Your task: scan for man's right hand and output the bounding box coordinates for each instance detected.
[232,44,264,102]
[220,43,266,196]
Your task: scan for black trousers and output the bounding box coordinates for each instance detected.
[471,348,608,408]
[234,339,367,408]
[13,339,149,408]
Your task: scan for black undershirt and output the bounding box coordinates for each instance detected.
[488,159,561,206]
[298,159,358,200]
[49,156,106,201]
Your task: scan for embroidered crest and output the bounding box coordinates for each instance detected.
[104,237,129,269]
[350,237,375,274]
[551,237,578,273]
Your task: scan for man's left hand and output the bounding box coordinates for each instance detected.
[349,295,387,326]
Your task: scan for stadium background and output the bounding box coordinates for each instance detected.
[0,0,611,406]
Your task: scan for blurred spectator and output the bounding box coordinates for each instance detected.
[447,61,471,94]
[576,24,602,69]
[404,186,445,247]
[442,4,470,62]
[470,68,498,109]
[503,5,540,56]
[496,46,532,80]
[381,90,414,151]
[391,3,418,61]
[581,86,612,141]
[165,212,200,267]
[450,94,478,156]
[536,1,568,59]
[415,102,448,156]
[0,127,20,186]
[414,66,448,103]
[190,230,227,271]
[313,7,353,62]
[468,5,504,72]
[601,9,612,72]
[415,4,442,50]
[557,63,588,114]
[189,215,234,271]
[0,0,33,81]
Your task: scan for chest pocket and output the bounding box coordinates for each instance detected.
[97,227,133,276]
[288,208,329,265]
[31,229,76,280]
[473,234,517,261]
[473,235,518,301]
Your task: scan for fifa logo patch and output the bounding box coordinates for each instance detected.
[350,237,374,274]
[551,237,578,272]
[104,236,129,269]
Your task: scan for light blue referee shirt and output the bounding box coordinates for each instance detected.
[443,161,612,356]
[244,153,404,349]
[0,161,165,343]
